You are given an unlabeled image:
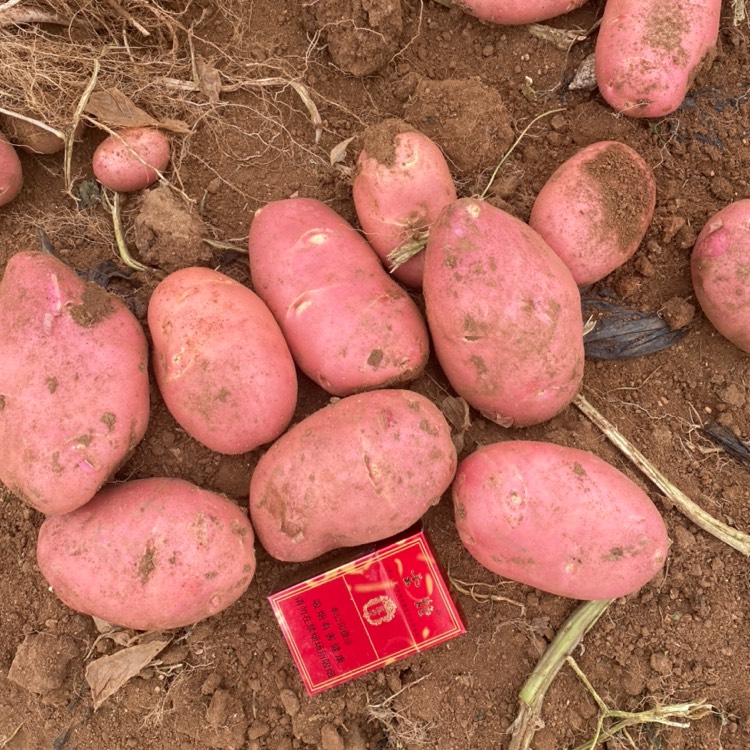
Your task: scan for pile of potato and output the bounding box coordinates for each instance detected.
[0,0,743,633]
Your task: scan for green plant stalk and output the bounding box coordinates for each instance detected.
[508,599,612,750]
[574,394,750,557]
[386,230,429,270]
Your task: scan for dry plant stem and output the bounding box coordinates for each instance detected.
[108,191,149,272]
[508,599,612,750]
[0,6,71,26]
[66,58,101,195]
[574,394,750,557]
[0,106,65,141]
[479,108,565,200]
[733,0,747,24]
[449,575,526,613]
[103,0,150,36]
[162,77,322,144]
[567,656,713,750]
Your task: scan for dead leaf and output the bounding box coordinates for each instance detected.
[330,136,356,167]
[195,57,222,104]
[441,396,471,454]
[84,88,190,133]
[86,638,171,710]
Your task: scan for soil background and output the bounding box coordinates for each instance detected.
[1,1,749,749]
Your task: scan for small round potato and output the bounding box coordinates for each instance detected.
[0,133,23,207]
[453,441,669,600]
[691,199,750,353]
[92,127,170,192]
[37,477,257,631]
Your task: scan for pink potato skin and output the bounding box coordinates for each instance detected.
[92,127,170,192]
[0,251,149,515]
[248,197,429,396]
[456,0,589,25]
[691,199,750,354]
[529,141,656,285]
[352,122,457,288]
[0,134,23,207]
[148,267,297,454]
[250,389,457,562]
[423,198,584,427]
[37,478,256,631]
[596,0,721,118]
[453,441,669,600]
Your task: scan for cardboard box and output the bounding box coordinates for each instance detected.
[268,527,466,695]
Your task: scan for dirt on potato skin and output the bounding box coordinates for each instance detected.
[0,1,749,750]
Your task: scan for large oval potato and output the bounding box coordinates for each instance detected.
[0,251,150,515]
[691,199,750,354]
[452,441,669,600]
[248,197,429,396]
[250,389,457,562]
[0,133,23,207]
[595,0,721,118]
[148,267,298,454]
[423,198,584,427]
[444,0,589,25]
[529,141,656,285]
[353,119,457,288]
[37,478,256,631]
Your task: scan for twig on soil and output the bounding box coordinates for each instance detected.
[101,190,149,273]
[449,575,526,614]
[0,722,24,748]
[66,57,101,195]
[574,393,750,557]
[567,656,713,749]
[479,108,565,200]
[733,0,747,25]
[0,4,72,27]
[103,0,150,36]
[508,599,612,750]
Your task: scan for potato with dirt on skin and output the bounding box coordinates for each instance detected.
[0,251,150,515]
[452,441,670,600]
[423,197,584,428]
[0,115,84,155]
[37,477,257,631]
[250,389,457,562]
[248,197,429,397]
[148,267,298,455]
[529,141,656,285]
[438,0,589,25]
[691,199,750,354]
[0,132,22,207]
[595,0,721,118]
[92,126,170,192]
[353,119,457,288]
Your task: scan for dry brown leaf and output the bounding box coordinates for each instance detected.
[330,135,356,167]
[195,57,222,104]
[86,638,171,710]
[441,396,471,454]
[84,88,190,133]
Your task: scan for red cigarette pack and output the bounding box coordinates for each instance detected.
[268,526,466,695]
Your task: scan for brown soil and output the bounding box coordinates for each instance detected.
[1,2,749,749]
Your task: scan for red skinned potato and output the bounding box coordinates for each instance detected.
[423,198,584,427]
[452,441,669,600]
[248,197,429,396]
[92,127,170,192]
[37,478,256,631]
[691,199,750,354]
[529,141,656,285]
[0,251,149,515]
[352,119,457,288]
[148,267,297,454]
[441,0,589,25]
[250,389,457,562]
[596,0,721,118]
[0,133,23,207]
